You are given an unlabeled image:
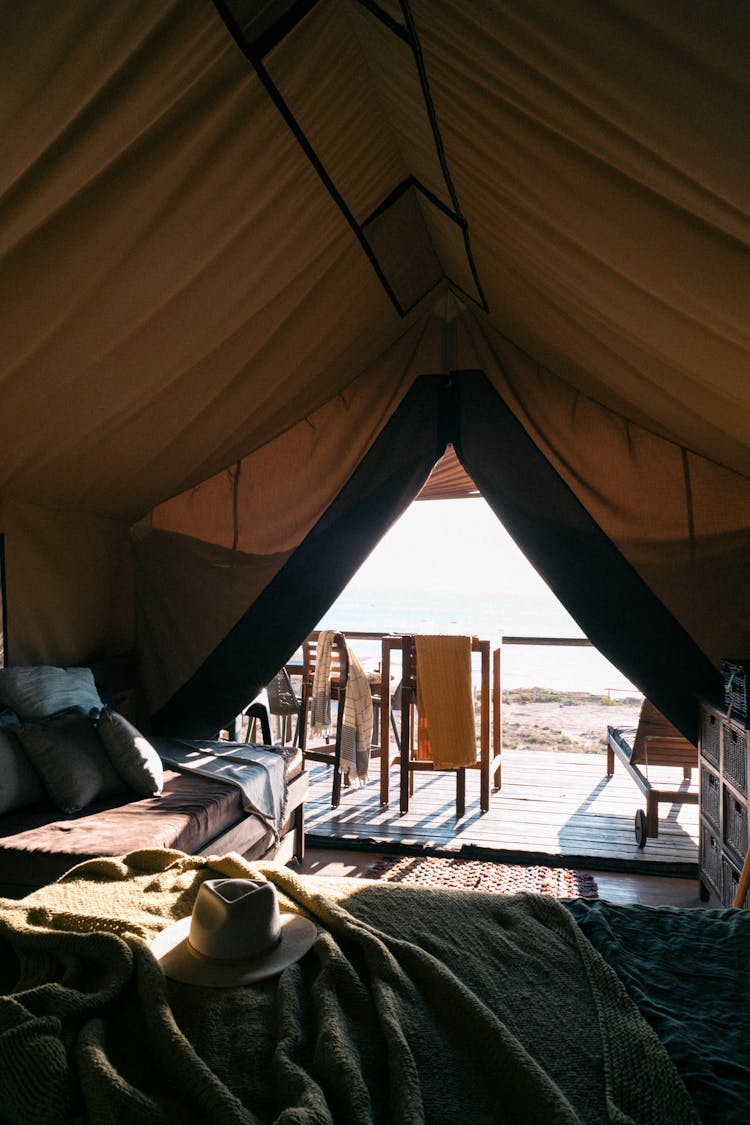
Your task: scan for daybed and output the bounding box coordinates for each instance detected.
[0,663,307,898]
[0,749,307,899]
[1,849,748,1124]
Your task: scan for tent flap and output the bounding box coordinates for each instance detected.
[152,373,449,735]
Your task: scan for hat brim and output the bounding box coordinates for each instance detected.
[150,910,317,987]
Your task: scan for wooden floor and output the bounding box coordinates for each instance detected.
[305,746,699,878]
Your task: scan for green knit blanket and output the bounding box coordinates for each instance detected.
[0,849,698,1124]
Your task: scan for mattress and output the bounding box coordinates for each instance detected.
[0,747,303,896]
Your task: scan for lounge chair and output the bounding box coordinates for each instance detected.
[606,698,698,846]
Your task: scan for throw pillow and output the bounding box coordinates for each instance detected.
[97,708,164,797]
[0,727,46,813]
[16,713,124,815]
[0,666,103,721]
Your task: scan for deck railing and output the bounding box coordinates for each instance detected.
[285,630,637,760]
[494,636,589,757]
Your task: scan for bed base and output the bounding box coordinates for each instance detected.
[206,769,308,864]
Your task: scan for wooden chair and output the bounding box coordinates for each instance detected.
[299,631,350,807]
[606,698,698,846]
[242,700,272,746]
[393,635,501,818]
[265,666,302,746]
[243,666,302,747]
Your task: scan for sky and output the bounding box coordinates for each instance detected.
[343,497,554,597]
[321,497,640,693]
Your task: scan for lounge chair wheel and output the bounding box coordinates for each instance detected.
[634,808,648,848]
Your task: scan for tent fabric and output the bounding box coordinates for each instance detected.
[416,444,480,501]
[0,1,747,737]
[455,372,720,742]
[138,312,444,714]
[153,371,720,741]
[152,373,449,734]
[464,316,750,674]
[0,500,134,669]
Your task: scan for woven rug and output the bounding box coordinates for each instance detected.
[365,854,598,899]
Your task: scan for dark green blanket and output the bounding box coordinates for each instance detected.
[567,899,750,1125]
[0,849,699,1124]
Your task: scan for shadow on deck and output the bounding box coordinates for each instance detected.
[304,746,699,877]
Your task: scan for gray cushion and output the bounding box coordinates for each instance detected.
[0,666,103,721]
[0,727,46,813]
[16,714,124,814]
[97,709,164,797]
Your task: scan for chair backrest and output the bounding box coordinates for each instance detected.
[401,635,417,694]
[400,634,488,692]
[630,699,698,767]
[299,631,349,751]
[398,639,488,769]
[265,667,300,718]
[301,632,349,691]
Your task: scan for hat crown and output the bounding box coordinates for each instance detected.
[188,878,281,962]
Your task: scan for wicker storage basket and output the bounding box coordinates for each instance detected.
[722,659,750,724]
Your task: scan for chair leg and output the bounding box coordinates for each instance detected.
[400,695,412,815]
[456,769,466,819]
[606,743,615,776]
[331,764,342,808]
[400,764,410,814]
[244,703,272,746]
[331,697,345,808]
[480,759,490,813]
[293,802,305,862]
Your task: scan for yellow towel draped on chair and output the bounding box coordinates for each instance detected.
[415,635,477,769]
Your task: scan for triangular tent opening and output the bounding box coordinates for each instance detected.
[149,372,719,741]
[317,455,635,699]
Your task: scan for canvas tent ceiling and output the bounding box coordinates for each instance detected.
[1,0,748,741]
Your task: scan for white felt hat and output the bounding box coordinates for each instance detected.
[150,878,317,987]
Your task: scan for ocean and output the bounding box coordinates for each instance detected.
[316,586,641,697]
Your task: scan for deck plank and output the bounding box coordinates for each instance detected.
[304,747,699,875]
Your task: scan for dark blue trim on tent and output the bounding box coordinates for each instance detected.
[153,372,720,741]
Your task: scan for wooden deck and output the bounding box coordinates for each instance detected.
[305,747,699,876]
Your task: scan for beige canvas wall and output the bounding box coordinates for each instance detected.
[462,313,750,667]
[136,309,446,711]
[0,500,133,667]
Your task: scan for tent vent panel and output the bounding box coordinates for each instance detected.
[221,0,485,315]
[416,444,481,502]
[218,0,318,59]
[363,184,442,312]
